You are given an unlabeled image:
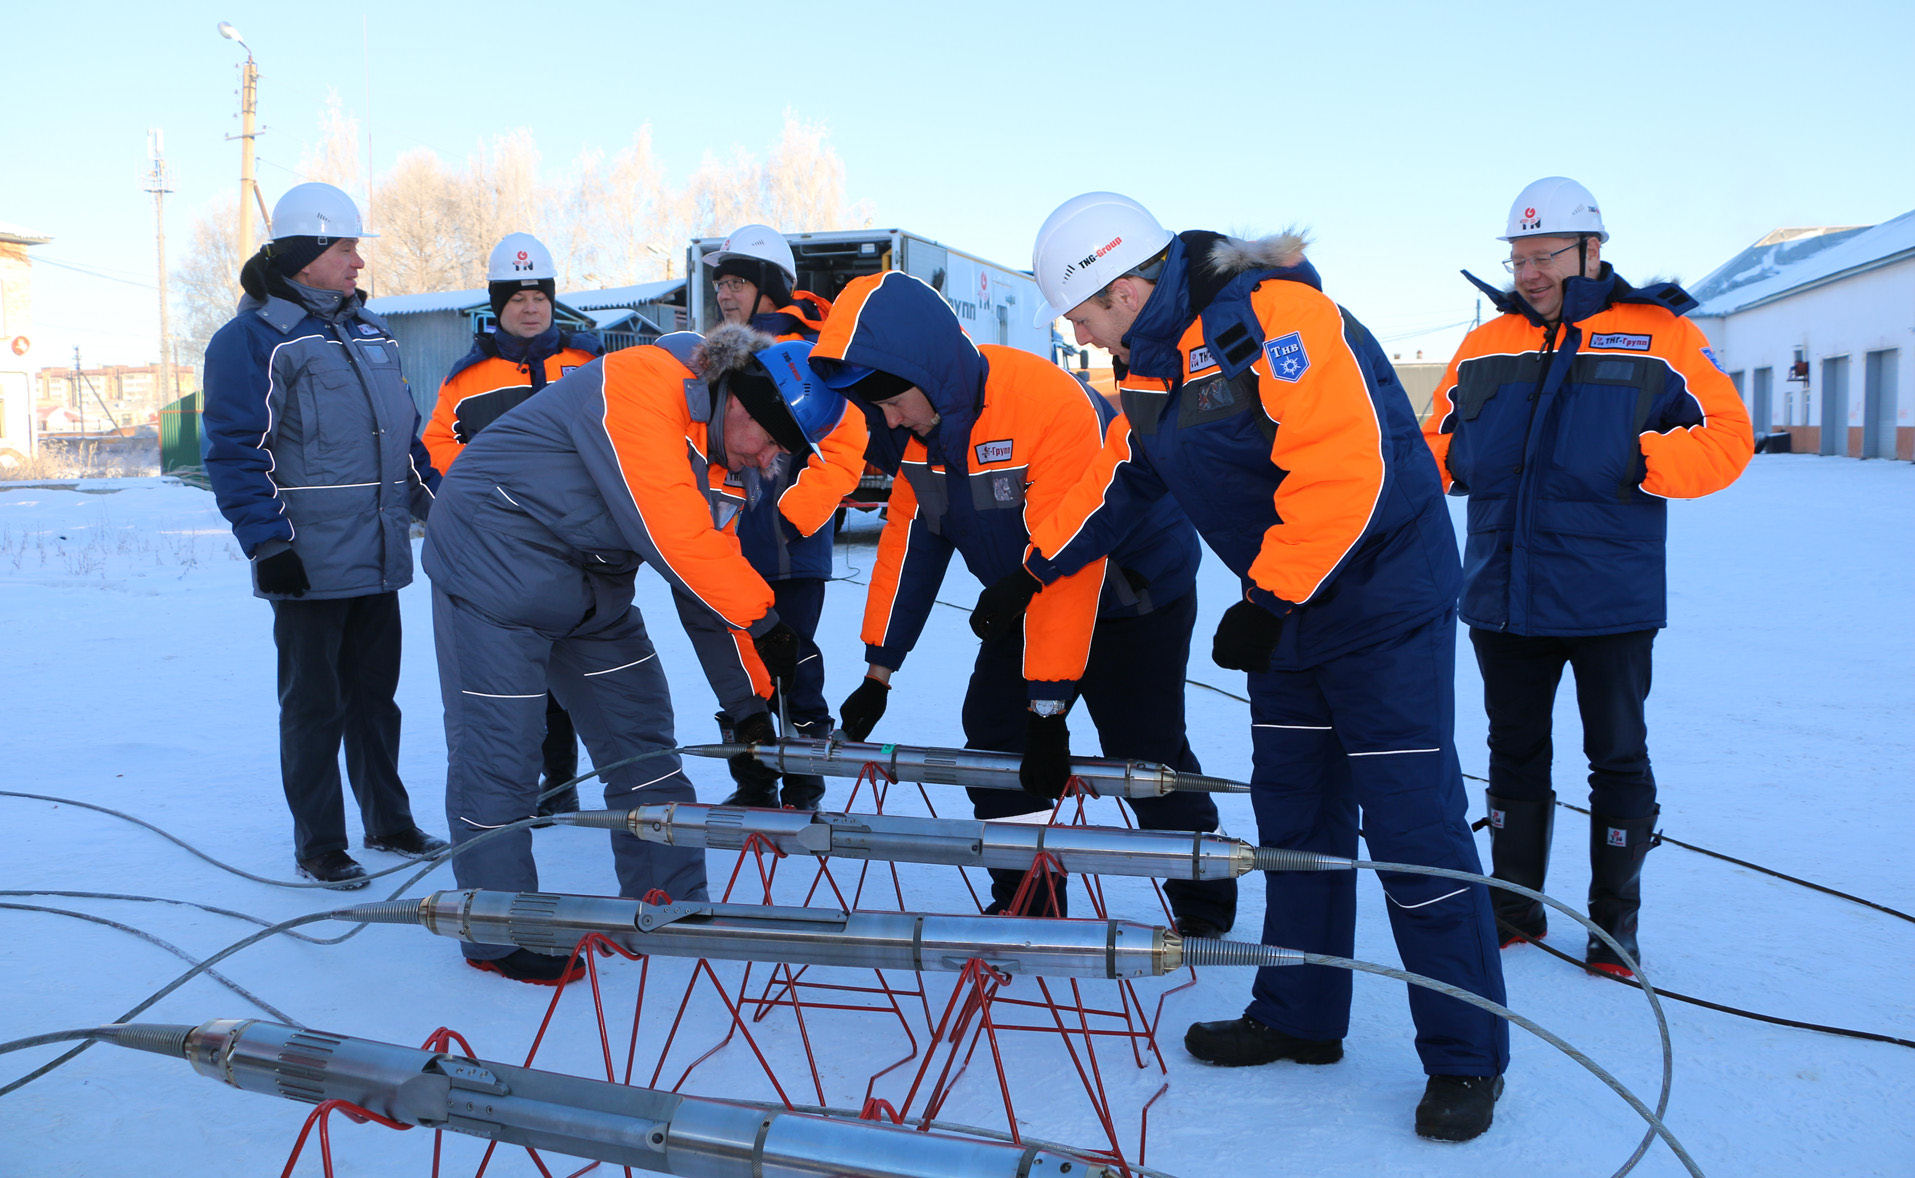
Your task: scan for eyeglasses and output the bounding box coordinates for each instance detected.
[1503,241,1582,274]
[714,277,754,294]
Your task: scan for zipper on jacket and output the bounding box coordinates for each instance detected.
[1506,319,1564,631]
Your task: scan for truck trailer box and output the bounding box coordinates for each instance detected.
[687,228,1050,358]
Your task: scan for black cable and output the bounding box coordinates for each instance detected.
[1186,673,1915,1051]
[1497,918,1915,1051]
[1186,675,1913,926]
[1499,798,1912,926]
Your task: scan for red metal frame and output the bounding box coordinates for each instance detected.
[275,762,1197,1175]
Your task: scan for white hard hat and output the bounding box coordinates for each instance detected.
[702,224,797,285]
[270,182,376,241]
[1029,191,1174,326]
[487,232,556,283]
[1500,176,1608,243]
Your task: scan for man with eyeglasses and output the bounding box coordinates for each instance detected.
[1423,177,1752,980]
[698,226,867,810]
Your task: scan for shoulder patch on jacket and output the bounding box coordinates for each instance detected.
[1264,332,1310,383]
[1589,332,1652,352]
[1699,346,1725,373]
[975,439,1013,464]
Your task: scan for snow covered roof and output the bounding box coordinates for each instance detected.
[585,307,638,329]
[363,287,488,316]
[561,279,685,309]
[0,220,52,246]
[367,279,685,318]
[1691,211,1915,317]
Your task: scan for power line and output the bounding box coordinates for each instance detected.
[33,257,159,291]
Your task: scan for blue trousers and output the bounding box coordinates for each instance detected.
[1246,609,1508,1076]
[434,586,709,960]
[960,591,1237,929]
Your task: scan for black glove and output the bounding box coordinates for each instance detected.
[727,710,782,789]
[1211,599,1285,672]
[753,621,801,683]
[1019,711,1073,799]
[255,548,310,597]
[970,569,1041,642]
[733,710,776,747]
[838,676,890,741]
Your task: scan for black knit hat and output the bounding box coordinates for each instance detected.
[490,277,557,318]
[844,368,915,404]
[713,257,792,310]
[266,235,331,278]
[724,366,813,459]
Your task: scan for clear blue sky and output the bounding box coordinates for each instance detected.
[6,0,1912,371]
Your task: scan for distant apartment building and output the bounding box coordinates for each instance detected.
[36,362,198,434]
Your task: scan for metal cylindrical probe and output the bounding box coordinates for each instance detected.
[91,1019,1117,1178]
[336,890,1313,981]
[681,738,1252,796]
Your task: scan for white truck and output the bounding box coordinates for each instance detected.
[686,228,1052,356]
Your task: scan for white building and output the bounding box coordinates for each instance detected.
[1689,214,1915,460]
[1,221,52,466]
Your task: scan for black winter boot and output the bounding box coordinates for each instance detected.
[1586,808,1659,977]
[1415,1074,1503,1141]
[1184,1016,1342,1067]
[1485,790,1554,944]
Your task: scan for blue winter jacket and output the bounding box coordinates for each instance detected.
[1426,267,1753,636]
[1027,231,1459,672]
[201,268,439,600]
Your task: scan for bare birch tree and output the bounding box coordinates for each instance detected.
[171,195,241,366]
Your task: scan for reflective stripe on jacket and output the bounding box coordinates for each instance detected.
[421,339,780,717]
[1424,266,1753,636]
[1027,231,1458,671]
[814,270,1200,705]
[732,294,867,580]
[201,281,439,600]
[421,328,602,472]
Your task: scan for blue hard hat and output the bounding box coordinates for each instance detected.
[755,340,848,452]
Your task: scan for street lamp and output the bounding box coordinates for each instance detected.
[218,21,265,258]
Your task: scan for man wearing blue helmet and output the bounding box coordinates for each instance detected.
[420,323,845,984]
[702,226,867,811]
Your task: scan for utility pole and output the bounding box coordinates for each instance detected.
[144,128,175,414]
[72,348,84,439]
[219,22,265,258]
[1472,298,1482,330]
[362,13,376,296]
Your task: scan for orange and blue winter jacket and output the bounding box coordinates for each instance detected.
[734,291,870,581]
[752,291,831,344]
[1424,266,1753,636]
[422,326,602,472]
[422,334,782,719]
[1026,231,1459,672]
[813,271,1200,706]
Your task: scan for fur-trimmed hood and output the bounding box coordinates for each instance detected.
[1121,229,1321,382]
[692,320,777,380]
[1203,231,1309,279]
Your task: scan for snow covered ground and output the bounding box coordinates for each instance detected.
[1,454,1910,1177]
